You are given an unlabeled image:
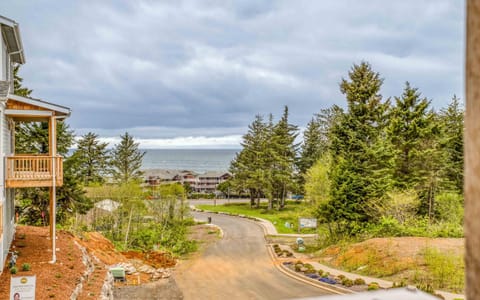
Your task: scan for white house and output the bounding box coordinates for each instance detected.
[0,15,70,271]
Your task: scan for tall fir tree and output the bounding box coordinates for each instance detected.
[297,105,343,184]
[327,62,390,230]
[13,65,32,97]
[438,95,464,193]
[386,83,444,219]
[71,132,110,185]
[230,114,270,207]
[298,117,321,175]
[387,82,436,189]
[110,132,145,183]
[269,106,299,209]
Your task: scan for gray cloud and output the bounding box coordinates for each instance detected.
[0,0,464,147]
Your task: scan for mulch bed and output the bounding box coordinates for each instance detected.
[0,226,86,299]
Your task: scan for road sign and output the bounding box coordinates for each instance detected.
[10,275,36,300]
[299,218,317,229]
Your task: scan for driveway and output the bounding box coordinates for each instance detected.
[175,212,333,300]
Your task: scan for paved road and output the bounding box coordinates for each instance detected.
[175,212,333,300]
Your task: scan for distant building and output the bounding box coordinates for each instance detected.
[144,169,182,185]
[142,169,231,193]
[195,171,231,193]
[173,170,198,188]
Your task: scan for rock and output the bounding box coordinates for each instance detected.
[151,268,171,280]
[114,262,137,275]
[138,264,156,274]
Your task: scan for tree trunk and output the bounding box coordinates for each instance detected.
[124,206,134,249]
[249,189,255,207]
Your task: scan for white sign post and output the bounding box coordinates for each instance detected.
[10,275,36,300]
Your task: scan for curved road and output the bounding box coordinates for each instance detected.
[175,212,333,300]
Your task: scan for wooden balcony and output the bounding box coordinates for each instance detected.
[5,155,63,188]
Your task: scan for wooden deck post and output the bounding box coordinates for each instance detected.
[466,1,480,298]
[48,115,57,262]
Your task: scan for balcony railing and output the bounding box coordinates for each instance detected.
[5,155,63,188]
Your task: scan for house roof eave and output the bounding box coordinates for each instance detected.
[6,93,71,118]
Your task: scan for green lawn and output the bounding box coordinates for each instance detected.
[196,201,316,234]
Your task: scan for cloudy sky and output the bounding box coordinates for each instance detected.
[1,1,465,148]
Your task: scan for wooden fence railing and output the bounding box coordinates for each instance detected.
[5,155,63,187]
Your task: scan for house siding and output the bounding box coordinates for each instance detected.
[0,35,5,267]
[0,27,14,271]
[0,37,6,81]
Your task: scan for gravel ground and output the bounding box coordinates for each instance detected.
[114,277,183,300]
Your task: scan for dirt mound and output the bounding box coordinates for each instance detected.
[123,251,176,268]
[318,236,464,285]
[77,232,127,265]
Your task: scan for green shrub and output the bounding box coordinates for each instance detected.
[10,266,17,274]
[423,247,464,291]
[392,280,406,288]
[342,278,354,287]
[294,264,302,272]
[434,192,463,224]
[22,263,31,271]
[367,282,380,291]
[317,269,324,276]
[337,274,346,281]
[304,263,314,271]
[354,278,366,285]
[416,283,435,294]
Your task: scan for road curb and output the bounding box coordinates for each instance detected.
[265,244,350,295]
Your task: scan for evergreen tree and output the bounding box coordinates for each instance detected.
[268,106,299,209]
[110,132,145,183]
[386,83,446,220]
[15,121,74,156]
[298,117,322,177]
[56,157,92,223]
[327,62,389,230]
[438,95,464,192]
[71,132,110,185]
[387,82,436,189]
[13,65,32,97]
[297,105,343,184]
[230,114,270,207]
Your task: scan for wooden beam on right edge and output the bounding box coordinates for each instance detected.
[466,1,480,299]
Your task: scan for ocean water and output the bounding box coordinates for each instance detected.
[141,149,239,173]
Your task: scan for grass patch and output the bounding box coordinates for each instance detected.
[417,247,464,293]
[324,241,416,277]
[316,239,465,294]
[197,201,316,234]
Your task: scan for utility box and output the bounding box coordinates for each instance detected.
[110,267,126,282]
